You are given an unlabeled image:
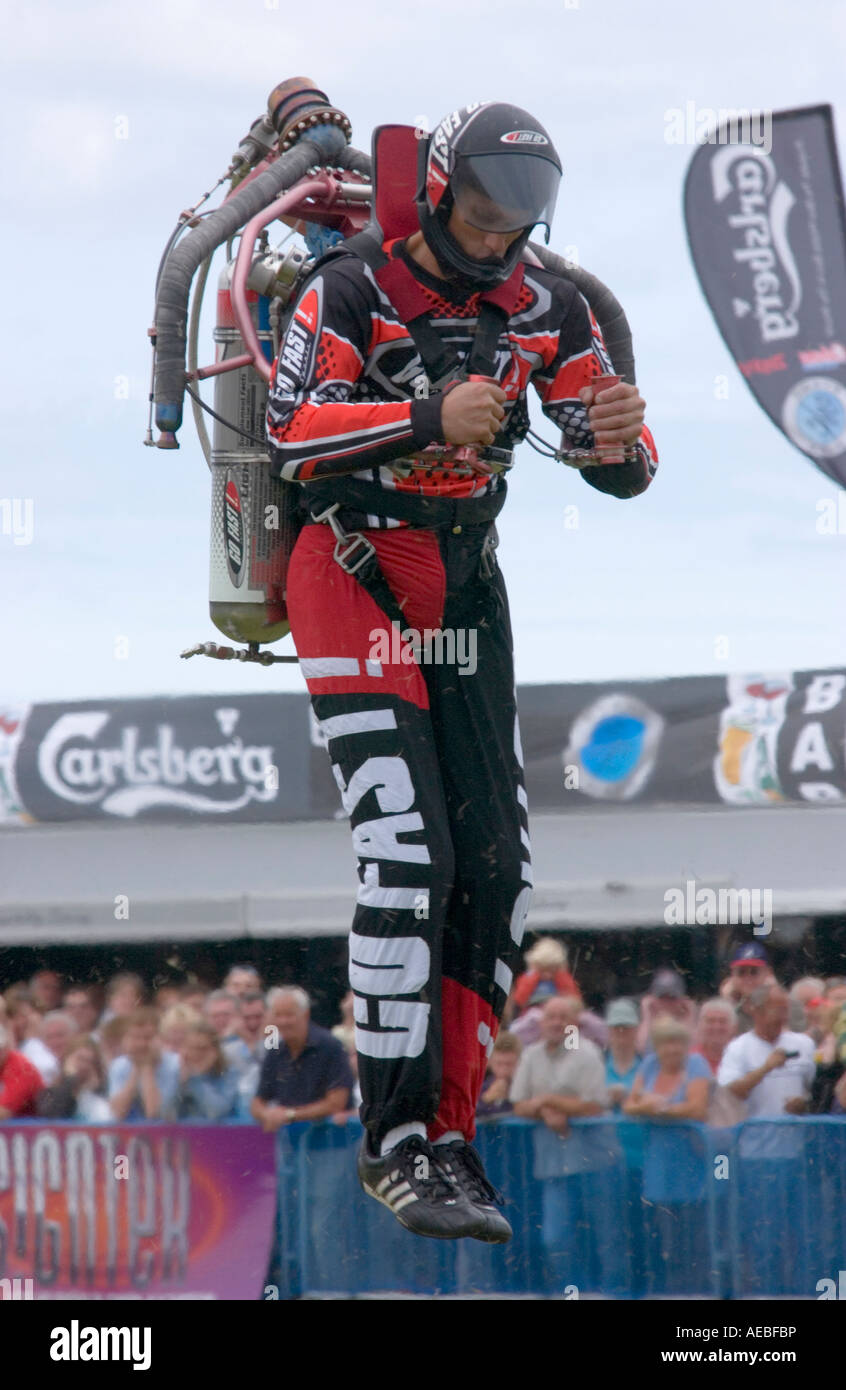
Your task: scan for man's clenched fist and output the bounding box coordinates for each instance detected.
[441,380,507,447]
[579,380,646,453]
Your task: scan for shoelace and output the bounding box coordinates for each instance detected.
[444,1143,505,1207]
[396,1137,460,1203]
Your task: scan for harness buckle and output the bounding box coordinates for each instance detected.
[333,531,376,575]
[311,502,376,575]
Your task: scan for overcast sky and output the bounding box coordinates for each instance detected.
[2,0,845,706]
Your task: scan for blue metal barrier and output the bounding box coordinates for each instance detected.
[274,1116,846,1299]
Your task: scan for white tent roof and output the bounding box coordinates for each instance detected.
[2,804,844,944]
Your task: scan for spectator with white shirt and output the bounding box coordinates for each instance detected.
[717,984,815,1127]
[22,1010,78,1085]
[717,982,816,1295]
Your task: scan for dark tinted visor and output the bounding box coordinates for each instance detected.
[451,151,561,235]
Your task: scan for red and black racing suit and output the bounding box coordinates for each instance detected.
[266,235,658,1144]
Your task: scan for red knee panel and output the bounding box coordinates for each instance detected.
[429,977,499,1143]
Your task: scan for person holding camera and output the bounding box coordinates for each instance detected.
[717,984,817,1292]
[717,983,815,1119]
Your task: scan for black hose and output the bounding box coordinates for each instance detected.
[154,130,364,437]
[342,146,372,177]
[527,243,636,385]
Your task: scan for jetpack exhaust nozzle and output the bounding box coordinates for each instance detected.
[267,77,352,152]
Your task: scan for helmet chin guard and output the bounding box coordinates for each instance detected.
[414,102,562,291]
[418,173,532,292]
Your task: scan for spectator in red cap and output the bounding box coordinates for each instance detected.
[719,943,774,1034]
[0,1022,45,1118]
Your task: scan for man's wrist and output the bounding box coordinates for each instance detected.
[410,394,446,447]
[286,1107,297,1122]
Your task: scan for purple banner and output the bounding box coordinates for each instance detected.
[0,1125,277,1300]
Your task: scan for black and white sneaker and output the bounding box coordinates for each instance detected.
[437,1140,513,1244]
[358,1133,484,1240]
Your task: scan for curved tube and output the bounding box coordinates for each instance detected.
[231,175,343,383]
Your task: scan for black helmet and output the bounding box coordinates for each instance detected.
[415,101,562,290]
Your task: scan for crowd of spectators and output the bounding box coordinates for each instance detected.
[1,942,845,1136]
[0,966,355,1127]
[476,938,846,1292]
[473,936,846,1132]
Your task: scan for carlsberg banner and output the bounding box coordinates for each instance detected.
[684,105,846,489]
[3,670,846,825]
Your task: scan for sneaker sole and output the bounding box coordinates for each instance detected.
[468,1207,513,1244]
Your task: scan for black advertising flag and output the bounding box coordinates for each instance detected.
[684,105,846,488]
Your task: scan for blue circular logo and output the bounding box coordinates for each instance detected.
[782,377,846,459]
[796,389,845,447]
[564,695,664,801]
[581,715,646,782]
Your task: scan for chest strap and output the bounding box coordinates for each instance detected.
[337,229,526,385]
